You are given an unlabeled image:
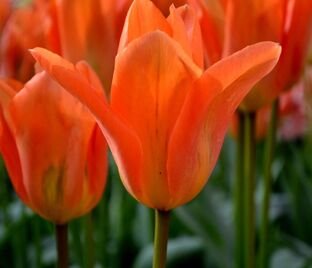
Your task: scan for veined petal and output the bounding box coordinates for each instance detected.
[167,42,281,208]
[118,0,171,53]
[112,31,196,209]
[31,47,143,200]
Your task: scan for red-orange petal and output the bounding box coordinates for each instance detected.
[167,42,281,208]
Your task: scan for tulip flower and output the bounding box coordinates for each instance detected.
[31,0,280,266]
[31,0,280,210]
[0,71,108,224]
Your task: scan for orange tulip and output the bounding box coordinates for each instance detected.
[0,71,107,224]
[31,0,281,210]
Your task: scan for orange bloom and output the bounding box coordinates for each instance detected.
[0,71,107,224]
[31,0,280,210]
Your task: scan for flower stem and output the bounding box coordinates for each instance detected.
[85,212,94,268]
[259,100,278,268]
[153,209,171,268]
[55,224,68,268]
[243,111,256,268]
[234,112,245,268]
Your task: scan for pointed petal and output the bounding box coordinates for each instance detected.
[31,47,143,201]
[112,31,196,209]
[167,42,281,208]
[118,0,171,53]
[167,5,204,68]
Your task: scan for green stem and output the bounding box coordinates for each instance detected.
[153,209,171,268]
[85,212,94,268]
[259,100,278,268]
[243,112,256,268]
[234,112,245,268]
[55,224,68,268]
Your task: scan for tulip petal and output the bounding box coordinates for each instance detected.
[167,5,204,68]
[168,42,281,208]
[112,31,198,208]
[118,0,171,53]
[31,47,143,200]
[0,80,29,204]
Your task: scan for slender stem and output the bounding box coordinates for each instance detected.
[85,212,94,268]
[153,209,171,268]
[234,112,245,268]
[259,100,278,268]
[55,224,68,268]
[243,112,256,268]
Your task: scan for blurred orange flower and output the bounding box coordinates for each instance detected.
[0,1,59,82]
[0,71,107,224]
[191,0,312,111]
[31,0,280,210]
